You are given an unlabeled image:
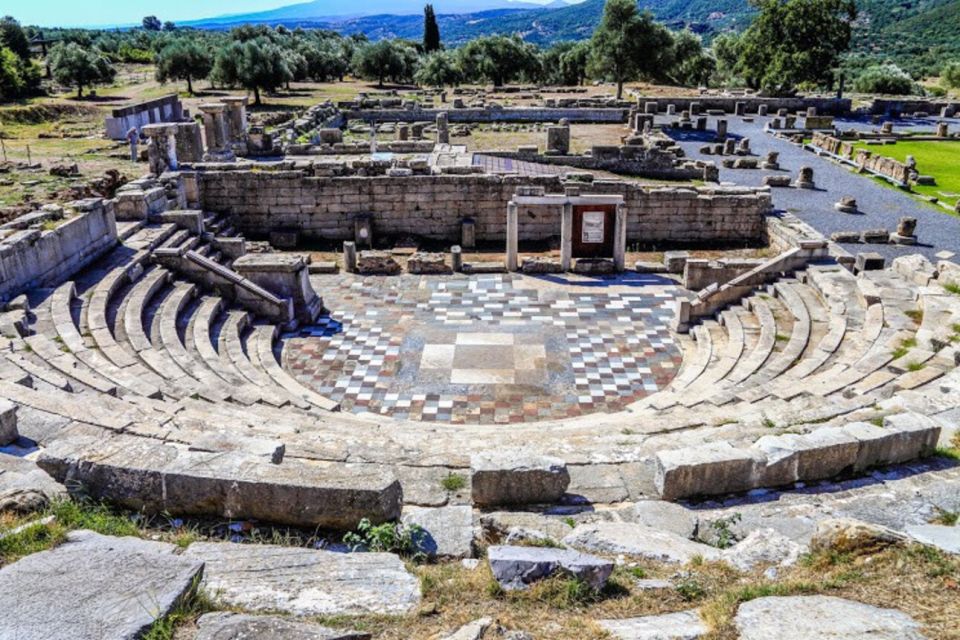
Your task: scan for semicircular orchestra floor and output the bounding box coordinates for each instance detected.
[281,273,687,424]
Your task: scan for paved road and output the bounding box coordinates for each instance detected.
[660,113,960,264]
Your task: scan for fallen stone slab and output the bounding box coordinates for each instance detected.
[904,524,960,555]
[721,528,803,571]
[562,523,719,564]
[37,435,401,530]
[629,500,699,538]
[480,511,581,544]
[735,595,928,640]
[0,399,18,445]
[810,518,909,554]
[487,544,614,591]
[183,542,422,616]
[195,612,371,640]
[402,505,476,559]
[599,609,707,639]
[0,453,66,513]
[471,451,569,506]
[0,529,203,640]
[441,617,493,640]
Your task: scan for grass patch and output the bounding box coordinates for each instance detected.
[892,337,918,360]
[906,361,926,372]
[440,473,466,492]
[904,309,924,325]
[945,282,960,295]
[142,575,216,640]
[851,140,960,212]
[931,508,959,526]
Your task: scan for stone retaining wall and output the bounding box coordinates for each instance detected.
[869,98,960,116]
[0,200,118,302]
[811,132,912,186]
[630,95,851,115]
[481,149,707,181]
[195,169,769,246]
[344,107,629,124]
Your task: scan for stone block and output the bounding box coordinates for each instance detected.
[184,542,421,616]
[654,442,761,501]
[487,545,613,591]
[0,530,203,640]
[356,251,401,276]
[407,252,452,275]
[0,399,17,445]
[402,506,476,559]
[38,435,402,530]
[855,252,885,273]
[471,451,569,506]
[753,427,859,483]
[195,613,369,640]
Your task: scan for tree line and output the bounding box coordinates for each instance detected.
[2,0,959,104]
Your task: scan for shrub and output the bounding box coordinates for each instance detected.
[943,61,960,89]
[853,64,917,95]
[343,518,425,557]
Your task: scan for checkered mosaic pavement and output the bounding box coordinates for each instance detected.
[281,274,684,424]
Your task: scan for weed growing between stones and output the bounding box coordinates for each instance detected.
[142,574,216,640]
[343,518,426,558]
[440,473,466,492]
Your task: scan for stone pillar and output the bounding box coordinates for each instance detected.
[716,119,728,140]
[937,122,949,138]
[723,138,736,155]
[506,202,519,272]
[806,106,817,117]
[666,104,676,116]
[613,203,627,272]
[795,166,816,189]
[174,122,204,163]
[689,102,700,115]
[546,123,571,155]
[736,137,751,155]
[758,104,769,117]
[761,151,780,170]
[142,123,178,175]
[644,101,658,115]
[461,218,476,249]
[397,124,409,141]
[343,241,357,273]
[451,245,463,272]
[881,121,894,135]
[222,96,249,143]
[199,103,234,161]
[354,214,373,248]
[436,112,450,144]
[560,202,573,272]
[734,101,746,116]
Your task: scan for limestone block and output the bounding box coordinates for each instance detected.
[0,399,17,445]
[407,252,452,275]
[754,427,859,483]
[195,613,369,640]
[562,523,720,563]
[600,610,707,640]
[0,453,66,513]
[471,451,569,506]
[487,545,613,591]
[184,542,421,616]
[734,596,927,640]
[402,505,476,559]
[0,530,203,640]
[654,442,762,501]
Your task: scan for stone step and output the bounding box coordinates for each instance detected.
[250,324,340,411]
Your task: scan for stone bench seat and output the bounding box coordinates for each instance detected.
[250,325,340,412]
[219,311,296,408]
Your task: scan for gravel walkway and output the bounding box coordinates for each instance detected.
[662,113,960,263]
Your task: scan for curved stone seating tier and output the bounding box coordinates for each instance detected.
[3,230,960,524]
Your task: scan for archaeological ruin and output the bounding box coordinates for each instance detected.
[2,81,960,640]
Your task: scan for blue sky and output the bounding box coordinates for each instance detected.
[6,0,562,28]
[6,1,294,27]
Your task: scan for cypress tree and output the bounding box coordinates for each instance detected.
[423,4,441,53]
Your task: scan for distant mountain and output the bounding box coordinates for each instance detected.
[184,0,959,75]
[182,0,562,27]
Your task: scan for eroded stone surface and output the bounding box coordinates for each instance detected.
[402,505,476,559]
[183,542,422,616]
[734,596,928,640]
[195,612,371,640]
[599,609,707,639]
[487,544,614,590]
[0,454,66,513]
[0,530,203,640]
[562,523,719,563]
[471,451,570,506]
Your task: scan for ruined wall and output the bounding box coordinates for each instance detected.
[630,96,851,115]
[196,169,769,246]
[811,132,912,185]
[0,200,118,301]
[344,107,629,124]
